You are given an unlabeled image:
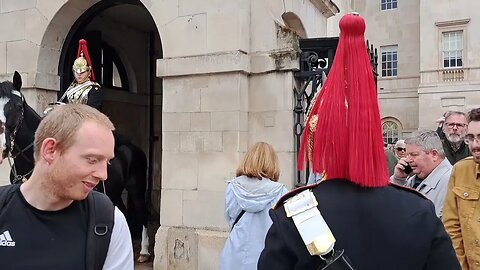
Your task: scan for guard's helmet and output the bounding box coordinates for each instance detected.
[72,39,96,81]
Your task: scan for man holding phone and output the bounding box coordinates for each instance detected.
[390,130,452,218]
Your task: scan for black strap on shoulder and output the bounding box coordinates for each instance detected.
[0,184,20,209]
[86,191,115,270]
[231,210,246,230]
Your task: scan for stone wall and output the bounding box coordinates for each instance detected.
[154,0,337,268]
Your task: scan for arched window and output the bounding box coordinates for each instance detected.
[100,42,129,91]
[382,121,400,145]
[281,12,307,38]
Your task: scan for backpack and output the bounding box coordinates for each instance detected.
[0,184,114,270]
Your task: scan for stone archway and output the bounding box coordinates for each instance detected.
[36,0,164,229]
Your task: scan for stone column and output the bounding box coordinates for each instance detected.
[155,51,249,269]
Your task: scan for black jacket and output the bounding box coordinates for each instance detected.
[258,179,460,270]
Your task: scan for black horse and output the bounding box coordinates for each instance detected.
[0,71,150,262]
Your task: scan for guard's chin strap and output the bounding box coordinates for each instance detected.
[284,189,336,257]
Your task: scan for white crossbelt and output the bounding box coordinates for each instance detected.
[284,189,335,257]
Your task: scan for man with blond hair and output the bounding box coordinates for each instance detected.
[0,104,133,270]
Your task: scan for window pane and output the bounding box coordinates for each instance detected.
[457,58,463,67]
[444,59,449,68]
[392,1,397,8]
[112,62,122,88]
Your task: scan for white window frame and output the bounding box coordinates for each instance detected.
[381,0,397,11]
[442,31,463,69]
[435,19,469,70]
[381,45,398,78]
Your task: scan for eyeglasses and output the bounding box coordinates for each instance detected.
[396,147,406,151]
[445,122,467,128]
[465,134,480,144]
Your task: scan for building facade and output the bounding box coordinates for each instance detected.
[352,0,480,144]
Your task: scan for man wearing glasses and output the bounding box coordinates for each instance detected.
[443,108,480,269]
[439,111,471,164]
[391,130,452,218]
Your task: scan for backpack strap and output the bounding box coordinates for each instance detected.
[86,191,115,270]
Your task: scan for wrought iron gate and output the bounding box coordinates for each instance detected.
[293,38,378,186]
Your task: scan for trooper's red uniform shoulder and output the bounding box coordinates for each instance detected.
[272,182,321,210]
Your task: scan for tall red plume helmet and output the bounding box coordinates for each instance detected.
[298,12,389,187]
[73,39,96,82]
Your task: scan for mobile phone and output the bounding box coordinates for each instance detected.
[403,164,413,174]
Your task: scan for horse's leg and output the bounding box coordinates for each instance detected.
[139,225,150,261]
[104,160,128,215]
[125,147,150,262]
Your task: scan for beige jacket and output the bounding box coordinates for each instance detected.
[443,157,480,270]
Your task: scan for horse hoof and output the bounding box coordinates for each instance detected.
[137,254,150,263]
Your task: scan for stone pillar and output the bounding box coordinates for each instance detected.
[155,52,249,270]
[153,1,336,269]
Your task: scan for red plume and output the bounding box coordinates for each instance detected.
[76,39,96,81]
[298,13,388,187]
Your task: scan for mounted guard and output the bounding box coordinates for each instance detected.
[44,39,103,115]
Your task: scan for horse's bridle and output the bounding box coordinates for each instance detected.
[6,90,34,184]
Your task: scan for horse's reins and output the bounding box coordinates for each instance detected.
[6,89,108,194]
[7,90,34,184]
